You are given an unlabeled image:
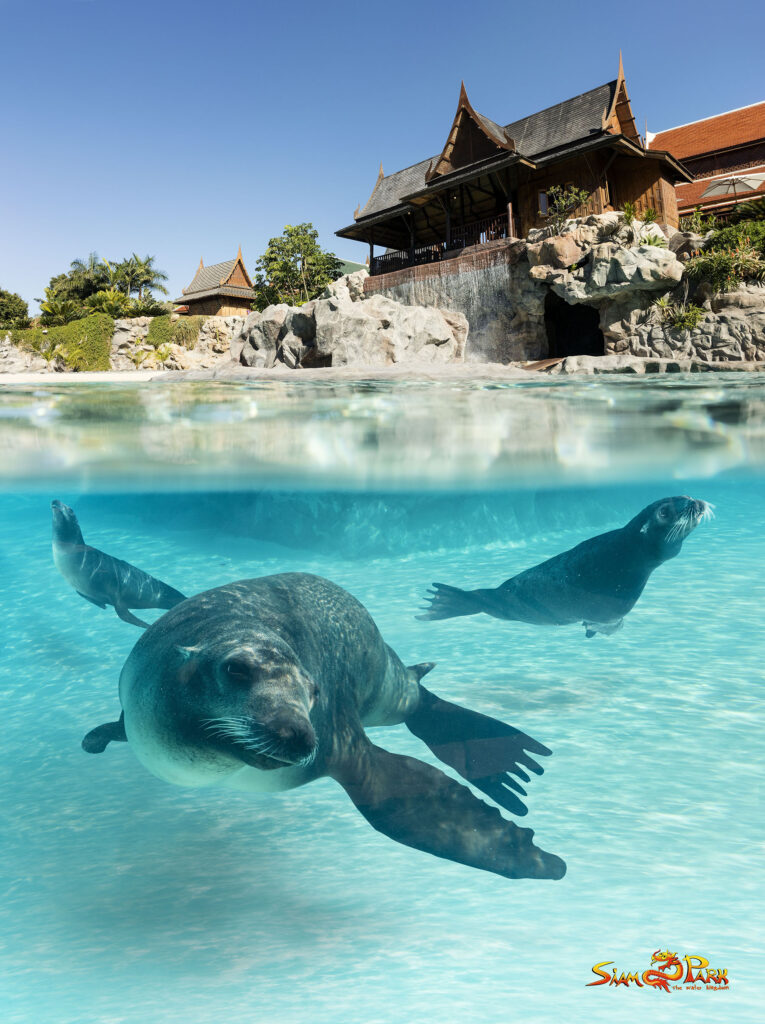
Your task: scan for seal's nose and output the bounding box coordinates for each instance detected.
[272,715,317,758]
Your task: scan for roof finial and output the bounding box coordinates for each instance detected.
[618,49,624,81]
[236,244,242,260]
[197,256,204,271]
[459,79,468,104]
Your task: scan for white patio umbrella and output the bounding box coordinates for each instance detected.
[700,173,765,198]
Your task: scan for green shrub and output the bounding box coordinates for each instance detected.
[85,289,132,317]
[642,207,657,224]
[730,197,765,223]
[146,315,172,349]
[155,344,172,363]
[11,313,113,370]
[685,239,765,292]
[0,287,30,329]
[653,295,706,332]
[172,315,205,350]
[708,220,765,258]
[679,206,718,234]
[640,234,668,247]
[145,314,204,350]
[540,184,591,234]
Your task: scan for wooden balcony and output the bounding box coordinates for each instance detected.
[369,212,520,276]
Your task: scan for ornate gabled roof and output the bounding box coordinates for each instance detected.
[352,78,621,223]
[425,82,516,181]
[174,248,255,303]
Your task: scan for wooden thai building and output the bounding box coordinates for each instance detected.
[648,101,765,220]
[174,248,255,316]
[336,58,691,277]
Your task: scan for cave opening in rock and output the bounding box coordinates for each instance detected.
[544,291,605,358]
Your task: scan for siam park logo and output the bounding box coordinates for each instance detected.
[587,949,730,992]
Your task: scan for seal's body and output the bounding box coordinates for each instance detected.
[52,500,186,628]
[419,497,712,637]
[83,573,565,882]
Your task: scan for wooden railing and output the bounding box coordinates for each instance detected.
[369,212,518,276]
[450,213,510,250]
[370,242,446,277]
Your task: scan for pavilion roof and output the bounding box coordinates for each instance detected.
[174,251,255,304]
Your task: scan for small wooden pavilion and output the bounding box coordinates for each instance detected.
[337,57,691,277]
[174,248,255,316]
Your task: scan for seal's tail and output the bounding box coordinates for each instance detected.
[405,685,552,817]
[416,583,482,621]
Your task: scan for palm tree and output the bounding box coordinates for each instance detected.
[117,256,141,299]
[131,254,169,300]
[68,253,109,298]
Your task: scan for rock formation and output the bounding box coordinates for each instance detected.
[232,271,467,369]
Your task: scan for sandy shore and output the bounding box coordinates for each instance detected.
[2,356,765,386]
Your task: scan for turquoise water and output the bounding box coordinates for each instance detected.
[1,379,763,1023]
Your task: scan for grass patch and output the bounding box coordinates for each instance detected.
[11,313,113,371]
[146,314,205,350]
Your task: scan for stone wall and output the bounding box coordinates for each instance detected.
[364,240,547,363]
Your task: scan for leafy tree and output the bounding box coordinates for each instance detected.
[253,223,345,307]
[0,287,30,329]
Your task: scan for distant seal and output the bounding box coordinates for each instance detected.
[82,572,565,882]
[52,500,187,628]
[419,496,712,637]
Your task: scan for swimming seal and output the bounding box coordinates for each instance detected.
[418,496,712,637]
[52,500,187,628]
[82,573,565,882]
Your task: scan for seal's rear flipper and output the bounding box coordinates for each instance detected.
[405,685,552,817]
[416,583,482,621]
[333,742,565,881]
[76,591,107,609]
[82,713,127,753]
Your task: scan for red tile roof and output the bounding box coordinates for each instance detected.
[649,102,765,159]
[675,163,765,212]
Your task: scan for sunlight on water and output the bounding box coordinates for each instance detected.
[1,378,762,1024]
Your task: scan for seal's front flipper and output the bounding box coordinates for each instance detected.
[115,604,150,629]
[416,583,483,621]
[405,685,552,817]
[583,618,623,638]
[333,741,565,881]
[82,712,127,753]
[77,591,106,609]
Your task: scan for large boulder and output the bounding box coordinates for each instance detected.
[233,271,467,369]
[531,242,684,304]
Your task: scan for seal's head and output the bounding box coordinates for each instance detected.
[122,630,320,786]
[51,500,84,545]
[630,495,713,557]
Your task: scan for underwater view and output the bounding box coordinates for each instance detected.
[1,377,763,1024]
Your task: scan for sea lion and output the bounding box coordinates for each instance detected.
[418,496,712,637]
[52,500,187,628]
[82,573,566,882]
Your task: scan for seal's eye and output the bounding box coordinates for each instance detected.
[225,659,251,683]
[657,506,671,520]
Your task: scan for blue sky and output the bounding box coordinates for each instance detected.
[2,0,763,312]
